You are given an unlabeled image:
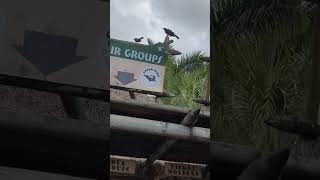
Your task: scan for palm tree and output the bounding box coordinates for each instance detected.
[211,0,313,151]
[146,38,208,109]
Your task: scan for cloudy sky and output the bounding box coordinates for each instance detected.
[110,0,210,57]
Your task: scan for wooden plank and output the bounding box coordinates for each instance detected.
[211,141,320,179]
[0,0,108,91]
[110,114,210,143]
[110,98,210,127]
[0,110,108,178]
[111,85,175,98]
[144,109,201,165]
[111,131,209,164]
[0,74,109,101]
[0,166,94,180]
[0,110,108,142]
[143,109,200,179]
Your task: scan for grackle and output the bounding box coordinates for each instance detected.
[134,37,144,42]
[163,28,179,39]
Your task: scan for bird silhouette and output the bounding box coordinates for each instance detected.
[163,28,179,39]
[144,75,156,82]
[134,37,144,42]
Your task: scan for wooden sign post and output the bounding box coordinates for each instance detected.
[110,38,168,93]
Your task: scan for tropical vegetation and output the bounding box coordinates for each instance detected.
[211,0,316,151]
[146,38,210,110]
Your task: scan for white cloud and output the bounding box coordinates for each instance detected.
[111,0,210,57]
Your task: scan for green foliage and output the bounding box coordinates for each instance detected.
[211,0,313,151]
[160,53,208,109]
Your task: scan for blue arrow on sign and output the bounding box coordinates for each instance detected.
[115,71,137,85]
[13,30,87,76]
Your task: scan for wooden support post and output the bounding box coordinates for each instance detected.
[60,94,87,120]
[193,98,210,106]
[143,109,201,179]
[129,91,136,100]
[206,60,210,101]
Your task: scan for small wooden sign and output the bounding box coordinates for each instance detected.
[110,157,137,175]
[164,162,202,179]
[110,38,167,93]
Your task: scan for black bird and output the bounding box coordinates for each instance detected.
[134,37,144,42]
[163,28,179,39]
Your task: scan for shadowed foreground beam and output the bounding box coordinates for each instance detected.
[0,110,108,179]
[211,141,320,179]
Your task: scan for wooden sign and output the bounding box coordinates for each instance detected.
[110,38,167,93]
[0,0,108,90]
[110,157,137,175]
[164,162,202,179]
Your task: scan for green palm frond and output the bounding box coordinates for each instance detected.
[211,0,312,151]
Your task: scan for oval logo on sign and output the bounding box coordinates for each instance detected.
[140,67,160,88]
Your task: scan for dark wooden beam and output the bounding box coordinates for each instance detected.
[0,110,108,178]
[110,85,175,98]
[0,74,109,101]
[200,57,211,63]
[143,109,201,178]
[110,98,210,128]
[193,99,210,106]
[129,91,136,99]
[211,141,320,179]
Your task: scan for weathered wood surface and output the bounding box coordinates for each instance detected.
[143,109,201,179]
[0,110,108,141]
[110,98,210,128]
[110,86,175,98]
[110,155,207,179]
[193,99,210,106]
[111,130,209,164]
[0,110,108,178]
[211,141,320,179]
[0,166,93,180]
[110,114,209,143]
[0,74,109,101]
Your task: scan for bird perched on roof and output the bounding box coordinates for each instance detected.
[163,28,179,39]
[134,37,144,43]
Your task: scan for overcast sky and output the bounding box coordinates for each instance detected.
[110,0,210,57]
